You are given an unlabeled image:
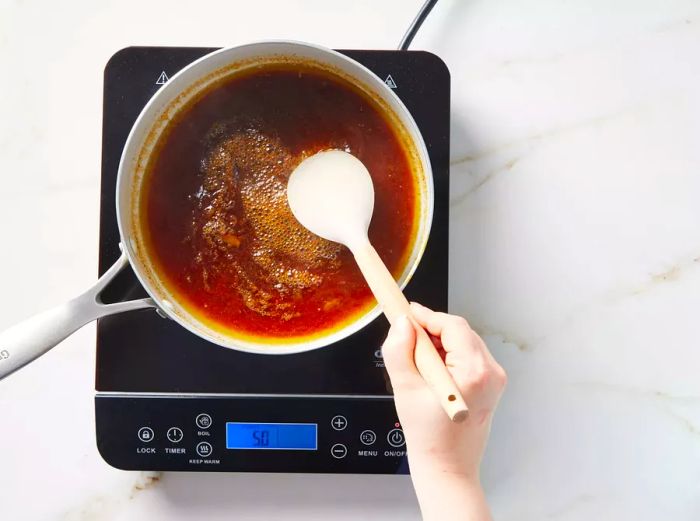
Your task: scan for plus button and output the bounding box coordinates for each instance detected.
[331,415,348,431]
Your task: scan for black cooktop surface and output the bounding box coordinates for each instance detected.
[96,46,450,395]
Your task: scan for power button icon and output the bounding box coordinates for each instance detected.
[387,428,405,448]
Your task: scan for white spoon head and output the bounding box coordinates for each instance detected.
[287,150,375,248]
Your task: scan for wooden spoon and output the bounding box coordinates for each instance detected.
[287,150,468,422]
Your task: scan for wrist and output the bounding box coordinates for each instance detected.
[409,465,490,521]
[410,457,480,485]
[408,450,480,482]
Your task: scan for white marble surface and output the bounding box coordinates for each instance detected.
[1,0,699,519]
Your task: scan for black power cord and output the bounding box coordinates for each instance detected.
[398,0,439,50]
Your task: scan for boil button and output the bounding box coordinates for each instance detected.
[196,413,212,429]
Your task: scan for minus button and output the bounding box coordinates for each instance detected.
[330,443,347,459]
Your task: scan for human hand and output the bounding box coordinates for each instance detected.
[382,303,506,519]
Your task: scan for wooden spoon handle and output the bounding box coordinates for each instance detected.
[352,240,469,422]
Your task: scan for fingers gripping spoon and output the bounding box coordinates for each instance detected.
[287,150,468,422]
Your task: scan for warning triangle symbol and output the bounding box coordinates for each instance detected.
[156,71,169,85]
[384,74,397,89]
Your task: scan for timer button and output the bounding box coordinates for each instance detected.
[331,443,348,459]
[137,427,154,443]
[196,441,213,457]
[331,415,347,431]
[196,413,212,429]
[387,428,405,448]
[167,427,184,443]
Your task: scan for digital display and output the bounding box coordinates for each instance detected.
[226,422,317,450]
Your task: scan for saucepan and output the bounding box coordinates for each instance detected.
[0,41,434,381]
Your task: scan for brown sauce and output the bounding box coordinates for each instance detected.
[141,64,417,342]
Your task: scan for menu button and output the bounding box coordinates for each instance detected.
[360,430,377,446]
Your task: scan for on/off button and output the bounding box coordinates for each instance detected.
[387,428,405,448]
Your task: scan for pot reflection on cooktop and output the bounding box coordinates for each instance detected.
[96,47,449,395]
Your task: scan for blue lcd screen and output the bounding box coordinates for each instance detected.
[226,422,318,450]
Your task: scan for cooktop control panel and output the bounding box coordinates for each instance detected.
[96,396,409,474]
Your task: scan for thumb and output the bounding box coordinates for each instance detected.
[382,315,421,386]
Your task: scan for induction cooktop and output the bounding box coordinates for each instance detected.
[95,46,450,474]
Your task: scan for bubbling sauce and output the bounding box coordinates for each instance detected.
[141,64,418,341]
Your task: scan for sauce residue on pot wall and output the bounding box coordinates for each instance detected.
[141,64,418,342]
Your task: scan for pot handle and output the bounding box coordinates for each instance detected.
[0,252,155,381]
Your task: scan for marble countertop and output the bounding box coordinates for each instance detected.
[1,0,699,519]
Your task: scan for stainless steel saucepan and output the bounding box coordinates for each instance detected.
[0,41,434,381]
